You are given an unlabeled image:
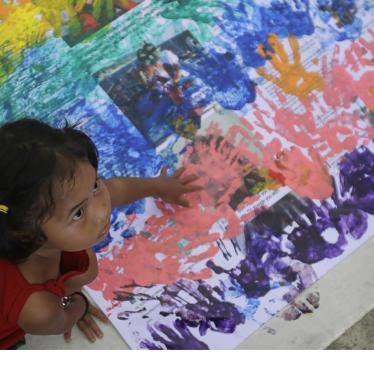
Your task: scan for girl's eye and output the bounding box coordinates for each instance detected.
[72,207,85,222]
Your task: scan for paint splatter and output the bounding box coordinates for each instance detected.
[322,34,374,111]
[212,0,315,69]
[257,33,324,98]
[89,113,351,301]
[140,319,209,350]
[281,291,320,321]
[89,119,284,300]
[306,291,320,308]
[317,0,363,41]
[156,279,245,335]
[249,31,374,164]
[208,145,374,302]
[207,195,315,299]
[0,2,50,83]
[160,0,222,25]
[1,0,373,351]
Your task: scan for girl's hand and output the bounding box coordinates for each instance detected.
[64,303,109,343]
[155,166,203,207]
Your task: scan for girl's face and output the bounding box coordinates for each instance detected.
[40,161,111,253]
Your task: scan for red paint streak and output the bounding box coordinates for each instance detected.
[322,40,374,110]
[273,146,333,199]
[238,117,334,199]
[90,122,281,300]
[79,13,98,32]
[255,31,373,160]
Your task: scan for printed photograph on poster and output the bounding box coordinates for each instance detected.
[95,31,209,146]
[61,0,145,46]
[95,30,255,147]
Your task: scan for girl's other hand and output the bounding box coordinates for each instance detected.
[156,166,203,207]
[64,303,109,343]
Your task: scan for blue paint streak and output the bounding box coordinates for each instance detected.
[216,0,314,68]
[183,47,256,109]
[317,0,362,41]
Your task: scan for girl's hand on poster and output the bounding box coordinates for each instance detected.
[64,303,109,343]
[156,166,203,208]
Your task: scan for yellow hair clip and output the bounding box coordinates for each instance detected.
[0,204,9,214]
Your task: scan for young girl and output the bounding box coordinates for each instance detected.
[0,118,202,349]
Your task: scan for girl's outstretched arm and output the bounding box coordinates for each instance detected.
[104,167,203,208]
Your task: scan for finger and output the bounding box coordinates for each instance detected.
[89,305,109,323]
[288,35,300,64]
[177,197,192,208]
[84,314,104,339]
[265,34,285,72]
[179,174,200,184]
[77,319,97,342]
[160,166,167,177]
[256,67,277,84]
[183,184,204,193]
[173,167,185,178]
[268,33,288,64]
[64,330,71,343]
[257,43,268,58]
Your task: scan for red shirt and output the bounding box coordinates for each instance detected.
[0,250,89,349]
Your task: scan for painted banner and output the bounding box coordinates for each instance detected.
[1,0,373,349]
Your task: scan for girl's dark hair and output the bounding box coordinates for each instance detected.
[0,118,99,263]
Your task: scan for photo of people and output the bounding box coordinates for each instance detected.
[95,31,211,146]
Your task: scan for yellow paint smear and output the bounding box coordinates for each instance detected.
[0,3,51,82]
[0,1,82,83]
[0,0,32,22]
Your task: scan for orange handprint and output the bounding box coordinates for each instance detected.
[257,33,324,98]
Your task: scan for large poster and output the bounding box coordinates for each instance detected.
[1,0,373,349]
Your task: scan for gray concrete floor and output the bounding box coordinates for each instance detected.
[327,309,374,350]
